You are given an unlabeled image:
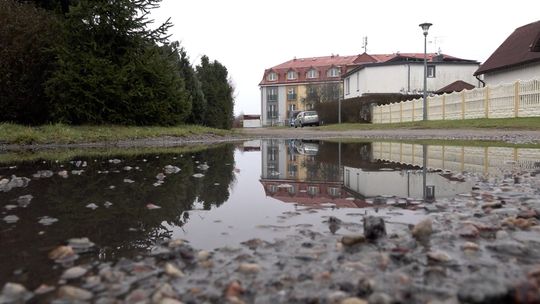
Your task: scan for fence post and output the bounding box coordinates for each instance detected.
[412,100,415,122]
[461,91,465,120]
[389,104,392,123]
[514,81,519,118]
[442,95,446,120]
[484,87,490,118]
[380,106,382,123]
[400,102,403,123]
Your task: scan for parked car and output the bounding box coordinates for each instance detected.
[288,111,301,127]
[292,139,319,155]
[294,111,319,128]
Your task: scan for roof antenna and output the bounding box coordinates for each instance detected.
[362,36,368,53]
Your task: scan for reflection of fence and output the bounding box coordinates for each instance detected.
[372,142,540,174]
[372,79,540,123]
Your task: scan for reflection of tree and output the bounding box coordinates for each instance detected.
[0,144,236,287]
[305,83,341,109]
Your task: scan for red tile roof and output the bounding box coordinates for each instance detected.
[475,20,540,76]
[261,52,477,85]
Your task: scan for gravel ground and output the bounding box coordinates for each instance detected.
[2,128,540,151]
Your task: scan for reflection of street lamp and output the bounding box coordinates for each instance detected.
[419,22,432,121]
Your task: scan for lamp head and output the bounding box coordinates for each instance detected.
[419,23,432,36]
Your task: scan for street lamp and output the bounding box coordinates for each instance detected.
[419,22,432,121]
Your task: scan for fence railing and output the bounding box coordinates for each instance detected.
[372,78,540,123]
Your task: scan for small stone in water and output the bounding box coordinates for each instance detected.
[3,215,19,224]
[34,284,55,295]
[0,282,33,303]
[48,246,75,261]
[17,194,33,207]
[123,178,135,183]
[341,297,368,304]
[192,173,204,178]
[146,203,161,210]
[123,166,133,171]
[156,173,166,180]
[104,201,113,208]
[58,170,68,178]
[38,216,58,226]
[164,165,181,174]
[86,203,98,210]
[462,242,480,251]
[108,185,116,189]
[67,238,95,252]
[5,205,17,210]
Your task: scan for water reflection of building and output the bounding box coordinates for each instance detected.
[343,167,473,199]
[260,139,368,208]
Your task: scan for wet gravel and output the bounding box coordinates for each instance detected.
[2,166,540,303]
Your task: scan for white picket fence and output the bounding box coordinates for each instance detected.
[372,78,540,123]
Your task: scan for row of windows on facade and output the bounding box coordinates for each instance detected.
[266,86,326,102]
[267,68,341,81]
[266,184,341,196]
[343,65,437,95]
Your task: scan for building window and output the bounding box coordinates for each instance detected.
[267,104,277,118]
[268,184,277,193]
[328,187,341,197]
[287,87,297,101]
[307,69,318,79]
[267,87,277,102]
[267,72,277,81]
[327,67,340,77]
[287,70,297,80]
[345,78,350,95]
[307,186,319,196]
[427,65,436,78]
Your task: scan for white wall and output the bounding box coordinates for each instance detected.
[344,63,480,99]
[484,61,540,86]
[344,167,473,199]
[243,119,261,128]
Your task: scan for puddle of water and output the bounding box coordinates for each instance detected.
[1,139,539,289]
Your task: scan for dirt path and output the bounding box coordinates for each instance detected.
[2,128,540,151]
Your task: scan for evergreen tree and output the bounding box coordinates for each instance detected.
[0,0,61,124]
[173,44,206,125]
[45,0,190,125]
[196,56,234,129]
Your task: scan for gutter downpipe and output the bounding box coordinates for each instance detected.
[475,75,486,88]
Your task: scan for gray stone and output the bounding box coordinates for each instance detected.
[0,282,33,303]
[363,216,386,240]
[3,215,19,224]
[61,266,88,280]
[16,194,33,207]
[58,286,93,301]
[457,277,511,304]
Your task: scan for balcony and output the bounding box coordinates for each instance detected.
[267,95,278,102]
[287,94,297,101]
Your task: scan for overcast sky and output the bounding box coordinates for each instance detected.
[151,0,539,116]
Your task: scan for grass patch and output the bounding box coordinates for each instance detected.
[319,117,540,131]
[0,123,234,145]
[0,143,231,164]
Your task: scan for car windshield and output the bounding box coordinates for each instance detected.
[305,111,317,116]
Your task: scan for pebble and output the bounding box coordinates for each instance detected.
[411,218,432,239]
[225,280,244,298]
[427,250,452,262]
[49,246,76,261]
[367,292,393,304]
[123,178,135,183]
[0,282,33,303]
[38,216,59,226]
[363,216,386,240]
[165,263,184,278]
[197,250,211,261]
[104,201,113,208]
[340,297,368,304]
[58,285,93,301]
[164,165,181,174]
[159,298,184,304]
[192,173,204,178]
[86,203,99,210]
[61,266,87,280]
[17,194,33,207]
[458,224,480,238]
[462,241,480,251]
[341,235,366,246]
[238,263,261,274]
[3,215,19,224]
[58,170,69,178]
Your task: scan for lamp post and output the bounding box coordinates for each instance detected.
[419,22,432,121]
